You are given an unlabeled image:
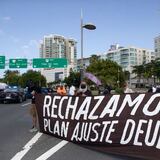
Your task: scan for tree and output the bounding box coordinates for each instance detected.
[124,70,130,81]
[89,54,100,64]
[86,59,125,88]
[19,70,46,88]
[64,71,80,88]
[132,59,160,86]
[3,70,21,85]
[132,65,144,87]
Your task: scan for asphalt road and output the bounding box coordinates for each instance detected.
[0,100,145,160]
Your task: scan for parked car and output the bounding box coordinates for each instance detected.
[0,86,26,103]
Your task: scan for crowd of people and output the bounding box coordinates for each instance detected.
[55,82,92,96]
[147,85,160,93]
[28,81,92,132]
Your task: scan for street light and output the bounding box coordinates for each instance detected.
[80,11,96,81]
[117,67,120,88]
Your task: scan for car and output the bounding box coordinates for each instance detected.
[41,87,55,95]
[0,86,26,103]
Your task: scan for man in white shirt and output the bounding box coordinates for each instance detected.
[69,85,76,95]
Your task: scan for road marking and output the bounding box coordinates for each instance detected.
[11,132,43,160]
[35,140,68,160]
[21,102,31,107]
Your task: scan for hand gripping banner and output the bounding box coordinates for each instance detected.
[35,93,160,160]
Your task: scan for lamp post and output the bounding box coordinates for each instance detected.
[117,67,120,88]
[80,11,96,81]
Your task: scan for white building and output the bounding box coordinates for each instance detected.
[103,44,155,73]
[39,34,77,82]
[154,35,160,58]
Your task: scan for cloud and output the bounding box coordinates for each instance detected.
[2,16,11,21]
[21,39,40,58]
[22,39,39,50]
[29,40,39,48]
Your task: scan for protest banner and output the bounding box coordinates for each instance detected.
[36,93,160,160]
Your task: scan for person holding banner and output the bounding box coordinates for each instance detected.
[69,85,76,95]
[123,82,133,93]
[102,84,112,95]
[77,81,92,96]
[29,90,38,132]
[57,85,67,95]
[29,83,42,132]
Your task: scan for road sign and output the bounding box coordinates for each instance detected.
[0,56,5,69]
[9,59,28,68]
[32,58,68,68]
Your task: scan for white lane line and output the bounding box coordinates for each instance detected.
[11,132,43,160]
[21,102,31,107]
[35,140,68,160]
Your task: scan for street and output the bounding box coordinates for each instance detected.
[0,100,145,160]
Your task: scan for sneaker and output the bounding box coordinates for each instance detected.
[29,127,38,132]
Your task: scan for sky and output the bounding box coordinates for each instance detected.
[0,0,160,77]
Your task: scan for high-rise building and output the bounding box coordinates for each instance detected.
[154,35,160,58]
[39,34,77,82]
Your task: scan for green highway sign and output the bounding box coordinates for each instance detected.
[9,59,28,68]
[32,58,68,68]
[0,56,5,69]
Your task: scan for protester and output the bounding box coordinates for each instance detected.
[69,85,76,95]
[77,81,92,96]
[57,85,67,95]
[102,84,112,95]
[102,88,109,95]
[148,85,157,93]
[156,85,160,93]
[29,90,38,132]
[123,83,133,93]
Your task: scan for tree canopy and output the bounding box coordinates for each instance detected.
[2,70,46,88]
[86,57,125,88]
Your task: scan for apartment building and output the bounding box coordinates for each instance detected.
[154,35,160,58]
[105,44,155,73]
[39,34,77,82]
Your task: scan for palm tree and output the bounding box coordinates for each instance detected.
[132,65,144,87]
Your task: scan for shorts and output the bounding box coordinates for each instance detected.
[29,104,37,117]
